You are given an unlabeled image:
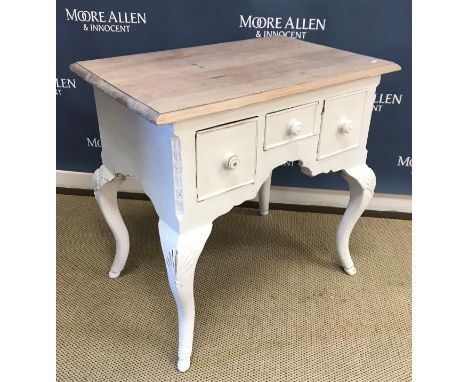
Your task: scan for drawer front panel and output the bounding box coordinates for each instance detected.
[196,118,258,201]
[264,102,319,150]
[317,90,369,160]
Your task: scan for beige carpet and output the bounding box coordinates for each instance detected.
[57,194,411,381]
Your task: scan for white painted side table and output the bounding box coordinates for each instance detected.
[71,37,400,372]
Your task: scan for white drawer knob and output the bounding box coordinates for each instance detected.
[223,153,240,170]
[287,119,302,136]
[339,119,354,134]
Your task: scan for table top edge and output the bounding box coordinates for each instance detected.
[70,38,401,126]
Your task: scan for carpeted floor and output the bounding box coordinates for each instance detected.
[57,194,411,382]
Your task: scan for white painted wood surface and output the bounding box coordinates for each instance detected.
[317,89,370,159]
[264,102,319,150]
[336,164,376,275]
[158,220,212,372]
[92,165,129,279]
[259,174,272,216]
[195,118,258,201]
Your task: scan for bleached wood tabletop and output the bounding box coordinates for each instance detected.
[71,36,399,124]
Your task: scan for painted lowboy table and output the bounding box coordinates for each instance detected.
[71,36,400,372]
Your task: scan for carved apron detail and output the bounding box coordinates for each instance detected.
[172,136,184,215]
[93,165,125,194]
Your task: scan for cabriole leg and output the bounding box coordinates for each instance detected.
[158,220,213,372]
[93,165,129,279]
[337,164,376,276]
[259,173,272,216]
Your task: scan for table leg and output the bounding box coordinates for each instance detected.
[336,164,376,276]
[158,220,213,372]
[259,173,272,216]
[93,165,130,279]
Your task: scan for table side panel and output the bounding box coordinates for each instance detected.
[94,88,181,231]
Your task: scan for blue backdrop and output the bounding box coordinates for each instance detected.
[56,0,412,195]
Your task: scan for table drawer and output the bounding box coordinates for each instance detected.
[196,118,258,201]
[317,90,369,160]
[264,102,319,150]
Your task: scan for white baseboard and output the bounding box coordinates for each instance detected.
[56,170,412,213]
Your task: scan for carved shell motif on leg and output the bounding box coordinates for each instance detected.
[164,249,198,288]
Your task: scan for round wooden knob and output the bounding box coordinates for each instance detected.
[287,119,302,136]
[339,119,354,134]
[223,154,240,170]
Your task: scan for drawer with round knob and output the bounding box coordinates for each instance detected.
[196,118,258,201]
[264,102,319,150]
[317,89,370,160]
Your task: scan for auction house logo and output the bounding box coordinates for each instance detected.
[87,137,102,148]
[374,93,403,112]
[65,8,147,33]
[397,155,412,174]
[56,77,76,96]
[239,15,326,39]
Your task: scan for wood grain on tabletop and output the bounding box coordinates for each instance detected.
[70,36,400,125]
